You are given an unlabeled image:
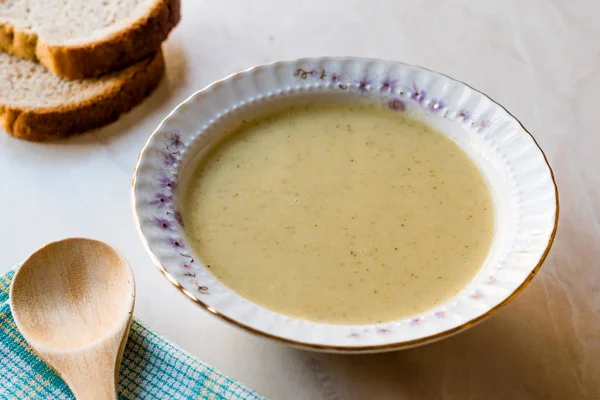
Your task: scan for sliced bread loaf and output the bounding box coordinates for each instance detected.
[0,50,164,141]
[0,0,179,79]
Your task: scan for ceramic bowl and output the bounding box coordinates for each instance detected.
[132,57,558,353]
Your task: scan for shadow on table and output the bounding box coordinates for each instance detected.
[302,299,589,399]
[295,224,598,399]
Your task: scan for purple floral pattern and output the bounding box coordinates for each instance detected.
[168,237,185,249]
[356,78,372,93]
[159,151,179,167]
[380,79,397,92]
[149,192,173,208]
[427,99,445,113]
[154,216,174,231]
[410,84,427,104]
[156,173,178,191]
[457,110,471,121]
[292,68,493,130]
[147,131,210,295]
[166,131,184,150]
[477,119,490,132]
[388,98,406,112]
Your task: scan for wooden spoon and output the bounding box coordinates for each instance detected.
[10,238,135,400]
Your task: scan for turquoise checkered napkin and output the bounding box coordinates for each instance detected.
[0,268,264,400]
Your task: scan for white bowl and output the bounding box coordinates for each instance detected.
[132,57,558,353]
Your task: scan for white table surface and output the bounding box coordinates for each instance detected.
[1,0,598,398]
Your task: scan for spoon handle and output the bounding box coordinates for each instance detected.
[38,332,126,400]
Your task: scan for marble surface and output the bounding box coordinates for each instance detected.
[0,0,597,398]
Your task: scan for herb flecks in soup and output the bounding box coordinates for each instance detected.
[185,103,494,324]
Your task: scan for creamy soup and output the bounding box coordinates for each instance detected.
[184,103,494,324]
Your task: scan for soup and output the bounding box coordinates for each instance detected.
[184,103,494,324]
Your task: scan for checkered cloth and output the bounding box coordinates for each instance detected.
[0,268,264,400]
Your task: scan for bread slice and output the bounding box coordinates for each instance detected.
[0,0,179,79]
[0,50,164,141]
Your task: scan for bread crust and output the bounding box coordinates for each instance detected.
[0,0,179,79]
[0,51,165,141]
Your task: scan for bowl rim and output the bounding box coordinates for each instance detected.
[132,57,559,352]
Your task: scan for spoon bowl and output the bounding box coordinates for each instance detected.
[10,238,135,399]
